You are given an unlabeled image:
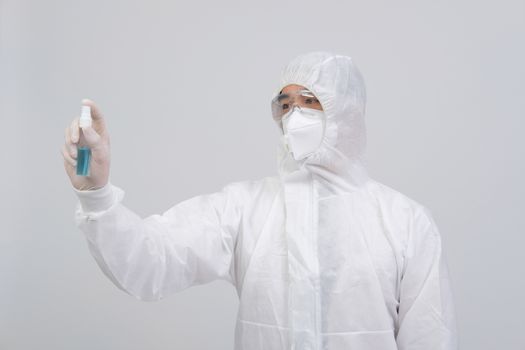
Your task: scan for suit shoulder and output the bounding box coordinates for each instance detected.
[222,175,281,198]
[366,179,440,248]
[366,179,431,218]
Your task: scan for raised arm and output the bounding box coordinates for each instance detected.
[73,181,242,301]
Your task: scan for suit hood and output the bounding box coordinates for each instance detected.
[273,51,370,193]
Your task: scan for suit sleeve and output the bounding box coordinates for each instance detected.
[72,181,242,301]
[395,206,459,349]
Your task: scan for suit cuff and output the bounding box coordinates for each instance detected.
[72,181,116,213]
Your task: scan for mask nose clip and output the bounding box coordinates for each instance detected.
[281,105,300,124]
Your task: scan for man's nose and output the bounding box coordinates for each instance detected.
[290,99,302,108]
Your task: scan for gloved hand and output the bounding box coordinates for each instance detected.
[61,98,111,191]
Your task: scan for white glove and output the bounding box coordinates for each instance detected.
[61,98,111,191]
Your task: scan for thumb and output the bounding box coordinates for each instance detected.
[82,98,105,123]
[80,125,101,146]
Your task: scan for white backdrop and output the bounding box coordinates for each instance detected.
[1,0,524,349]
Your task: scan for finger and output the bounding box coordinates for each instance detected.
[80,125,101,146]
[64,126,70,144]
[64,126,77,158]
[61,144,77,167]
[70,117,79,143]
[63,157,75,170]
[81,98,105,123]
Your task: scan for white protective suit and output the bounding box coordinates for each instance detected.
[73,51,458,350]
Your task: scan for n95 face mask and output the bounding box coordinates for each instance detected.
[282,107,325,160]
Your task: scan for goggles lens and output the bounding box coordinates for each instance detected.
[271,89,323,120]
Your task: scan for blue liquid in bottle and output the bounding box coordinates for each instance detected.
[77,105,92,176]
[76,146,92,176]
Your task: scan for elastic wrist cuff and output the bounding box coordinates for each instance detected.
[73,181,116,212]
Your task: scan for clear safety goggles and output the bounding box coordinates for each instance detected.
[271,89,323,121]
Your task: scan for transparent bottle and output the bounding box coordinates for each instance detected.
[76,105,92,176]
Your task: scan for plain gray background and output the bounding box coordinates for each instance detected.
[1,0,524,349]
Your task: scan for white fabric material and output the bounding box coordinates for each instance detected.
[282,106,325,160]
[73,180,115,212]
[73,51,458,349]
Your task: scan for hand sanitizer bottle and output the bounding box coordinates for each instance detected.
[76,105,92,176]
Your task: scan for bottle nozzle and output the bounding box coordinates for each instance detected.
[79,105,92,128]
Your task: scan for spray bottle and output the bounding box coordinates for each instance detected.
[76,105,92,176]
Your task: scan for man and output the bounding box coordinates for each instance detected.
[62,51,458,349]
